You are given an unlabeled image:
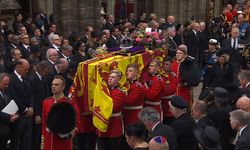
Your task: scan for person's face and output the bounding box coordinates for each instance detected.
[34,29,41,37]
[229,116,238,130]
[21,35,30,45]
[191,106,199,120]
[50,24,56,32]
[78,43,86,52]
[238,77,247,87]
[125,135,134,148]
[63,49,72,57]
[163,61,172,72]
[208,44,216,51]
[126,67,138,80]
[17,62,30,76]
[30,39,38,46]
[169,30,176,37]
[114,29,121,37]
[237,15,244,23]
[0,76,10,91]
[49,51,58,62]
[19,27,27,35]
[52,78,65,94]
[53,36,61,46]
[148,62,159,75]
[12,50,22,60]
[219,56,226,64]
[176,50,186,61]
[101,35,107,43]
[108,73,120,87]
[17,14,23,21]
[231,30,239,39]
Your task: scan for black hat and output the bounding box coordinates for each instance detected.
[213,87,229,104]
[216,48,229,56]
[199,88,211,100]
[170,96,188,109]
[46,102,76,135]
[194,126,221,150]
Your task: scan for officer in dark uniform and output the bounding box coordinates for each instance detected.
[201,39,218,90]
[169,96,199,150]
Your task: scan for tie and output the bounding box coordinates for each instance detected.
[27,46,30,52]
[233,39,236,50]
[67,57,70,62]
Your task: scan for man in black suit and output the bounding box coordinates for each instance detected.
[221,28,245,81]
[166,27,178,57]
[48,34,61,52]
[18,34,31,60]
[184,22,200,60]
[191,101,214,129]
[58,44,73,64]
[4,48,22,73]
[8,59,33,150]
[0,73,19,150]
[229,109,250,150]
[107,27,121,49]
[238,70,250,97]
[29,61,52,150]
[138,107,177,150]
[105,15,115,31]
[169,96,199,150]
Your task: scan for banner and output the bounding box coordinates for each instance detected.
[70,50,165,132]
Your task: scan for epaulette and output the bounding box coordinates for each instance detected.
[170,72,177,77]
[118,87,127,95]
[157,75,162,81]
[135,81,142,87]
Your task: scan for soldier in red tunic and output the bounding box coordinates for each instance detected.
[161,56,178,124]
[171,45,192,104]
[96,69,125,150]
[144,58,165,114]
[123,64,145,128]
[41,75,80,150]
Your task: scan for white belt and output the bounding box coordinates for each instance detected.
[111,112,122,117]
[145,100,161,106]
[162,94,175,100]
[123,105,143,110]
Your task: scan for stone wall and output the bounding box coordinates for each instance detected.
[53,0,101,37]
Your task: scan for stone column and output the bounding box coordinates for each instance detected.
[53,0,101,37]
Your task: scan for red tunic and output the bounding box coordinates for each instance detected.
[123,80,145,128]
[171,60,191,103]
[97,87,125,137]
[42,96,80,150]
[161,71,178,117]
[144,74,165,113]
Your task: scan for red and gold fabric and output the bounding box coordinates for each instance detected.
[70,50,165,132]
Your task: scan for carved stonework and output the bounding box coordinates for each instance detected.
[0,0,21,9]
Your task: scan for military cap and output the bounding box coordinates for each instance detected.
[170,96,188,109]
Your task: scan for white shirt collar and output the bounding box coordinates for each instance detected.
[14,70,22,82]
[23,44,29,49]
[11,43,17,48]
[52,44,60,51]
[239,125,247,136]
[246,82,250,88]
[35,71,42,80]
[152,122,160,132]
[48,59,55,65]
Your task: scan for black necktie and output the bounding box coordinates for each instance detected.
[233,39,236,50]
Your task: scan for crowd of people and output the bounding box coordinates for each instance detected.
[0,1,250,150]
